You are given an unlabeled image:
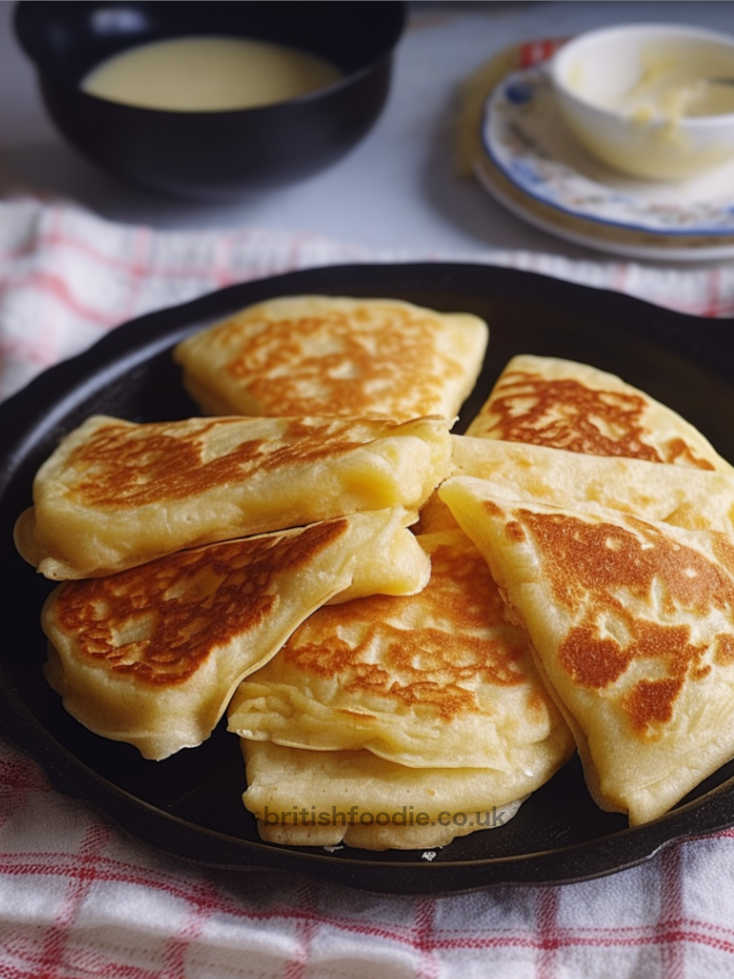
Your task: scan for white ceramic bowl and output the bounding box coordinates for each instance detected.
[550,23,734,180]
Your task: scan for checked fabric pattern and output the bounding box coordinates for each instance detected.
[1,196,734,978]
[2,197,734,401]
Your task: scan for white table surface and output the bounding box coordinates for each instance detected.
[2,1,734,260]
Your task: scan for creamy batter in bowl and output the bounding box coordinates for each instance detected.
[13,1,406,199]
[550,24,734,180]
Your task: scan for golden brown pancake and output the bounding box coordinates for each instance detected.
[241,740,524,850]
[173,295,488,421]
[439,477,734,825]
[15,413,449,579]
[229,529,574,773]
[42,508,430,760]
[465,354,731,470]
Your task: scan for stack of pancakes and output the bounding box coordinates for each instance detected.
[14,295,734,848]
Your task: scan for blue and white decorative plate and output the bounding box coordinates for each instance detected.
[482,65,734,239]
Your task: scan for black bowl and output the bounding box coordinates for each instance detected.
[14,1,406,200]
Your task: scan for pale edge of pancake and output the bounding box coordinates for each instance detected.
[239,740,530,850]
[255,805,523,850]
[181,372,257,417]
[449,436,734,535]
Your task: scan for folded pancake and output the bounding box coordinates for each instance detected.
[15,413,450,580]
[465,354,731,470]
[228,528,574,774]
[439,477,734,825]
[173,295,488,421]
[41,508,430,760]
[240,740,524,850]
[449,438,734,534]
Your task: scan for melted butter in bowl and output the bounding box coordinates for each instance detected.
[81,35,343,111]
[610,51,734,123]
[551,24,734,180]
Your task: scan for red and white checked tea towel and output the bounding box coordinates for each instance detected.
[2,196,734,979]
[3,196,734,401]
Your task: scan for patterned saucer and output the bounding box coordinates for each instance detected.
[481,64,734,243]
[473,151,734,263]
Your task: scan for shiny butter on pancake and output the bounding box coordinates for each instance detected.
[449,438,734,534]
[439,477,734,825]
[240,740,523,850]
[465,354,731,470]
[42,508,430,761]
[228,528,574,775]
[15,413,450,580]
[173,295,488,421]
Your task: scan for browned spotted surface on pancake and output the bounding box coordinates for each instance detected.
[64,418,389,508]
[51,519,348,685]
[202,303,468,417]
[477,368,715,469]
[276,536,535,722]
[490,500,734,738]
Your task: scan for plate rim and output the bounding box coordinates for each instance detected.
[473,154,734,263]
[2,260,734,895]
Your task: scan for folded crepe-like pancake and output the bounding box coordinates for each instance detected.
[449,438,734,534]
[228,528,574,774]
[465,354,731,470]
[173,295,488,421]
[240,740,524,850]
[439,477,734,825]
[15,413,450,580]
[42,508,430,761]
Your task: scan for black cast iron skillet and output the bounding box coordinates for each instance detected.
[1,262,733,894]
